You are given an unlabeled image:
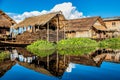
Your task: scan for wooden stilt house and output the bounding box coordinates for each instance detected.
[103,17,120,38]
[0,10,16,38]
[65,16,107,39]
[14,11,66,43]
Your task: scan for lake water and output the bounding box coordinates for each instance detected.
[0,47,120,80]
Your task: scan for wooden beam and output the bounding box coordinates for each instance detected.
[57,15,59,43]
[64,25,65,40]
[47,22,49,41]
[32,26,35,33]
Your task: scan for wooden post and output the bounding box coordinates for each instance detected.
[56,51,59,72]
[64,25,65,40]
[32,26,35,33]
[57,15,59,43]
[63,55,66,65]
[47,22,49,41]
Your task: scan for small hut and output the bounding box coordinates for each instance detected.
[0,10,16,38]
[14,11,66,43]
[65,16,107,39]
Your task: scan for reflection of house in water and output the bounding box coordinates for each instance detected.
[11,48,106,77]
[0,60,16,77]
[70,54,105,67]
[17,53,69,77]
[0,47,108,78]
[0,10,16,39]
[91,49,120,63]
[10,48,35,63]
[65,16,107,39]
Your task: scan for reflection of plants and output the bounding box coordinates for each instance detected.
[57,38,98,50]
[58,47,97,56]
[99,38,120,49]
[0,51,9,62]
[30,49,55,57]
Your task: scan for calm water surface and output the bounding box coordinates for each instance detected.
[0,47,120,80]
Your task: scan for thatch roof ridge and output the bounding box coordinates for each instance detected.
[14,11,63,29]
[0,10,16,28]
[66,16,107,32]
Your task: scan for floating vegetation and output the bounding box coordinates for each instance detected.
[57,38,98,50]
[27,40,55,57]
[99,38,120,49]
[27,40,55,50]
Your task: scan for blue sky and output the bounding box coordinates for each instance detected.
[0,0,120,22]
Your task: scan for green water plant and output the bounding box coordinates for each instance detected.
[27,40,55,57]
[99,38,120,49]
[57,38,98,50]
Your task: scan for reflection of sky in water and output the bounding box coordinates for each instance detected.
[0,64,58,80]
[66,63,75,73]
[1,62,120,80]
[62,62,120,80]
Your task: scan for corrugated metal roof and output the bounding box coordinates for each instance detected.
[103,16,120,21]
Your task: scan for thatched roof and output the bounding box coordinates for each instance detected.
[14,11,66,29]
[66,16,107,32]
[0,10,16,28]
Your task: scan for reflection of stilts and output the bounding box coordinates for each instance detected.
[56,51,59,72]
[47,55,49,69]
[63,55,66,66]
[37,60,39,65]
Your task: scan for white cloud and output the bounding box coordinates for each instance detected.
[7,2,84,23]
[51,2,83,19]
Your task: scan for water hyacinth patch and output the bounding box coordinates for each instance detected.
[57,38,98,50]
[27,40,55,57]
[99,38,120,49]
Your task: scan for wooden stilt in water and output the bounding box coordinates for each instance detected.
[47,55,49,69]
[56,51,59,72]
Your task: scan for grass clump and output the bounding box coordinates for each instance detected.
[57,38,98,50]
[99,38,120,49]
[27,40,55,57]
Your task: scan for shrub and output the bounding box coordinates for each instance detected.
[27,40,55,57]
[99,38,120,49]
[57,38,98,50]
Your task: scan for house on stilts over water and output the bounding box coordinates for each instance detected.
[65,16,107,39]
[0,10,16,40]
[13,11,66,43]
